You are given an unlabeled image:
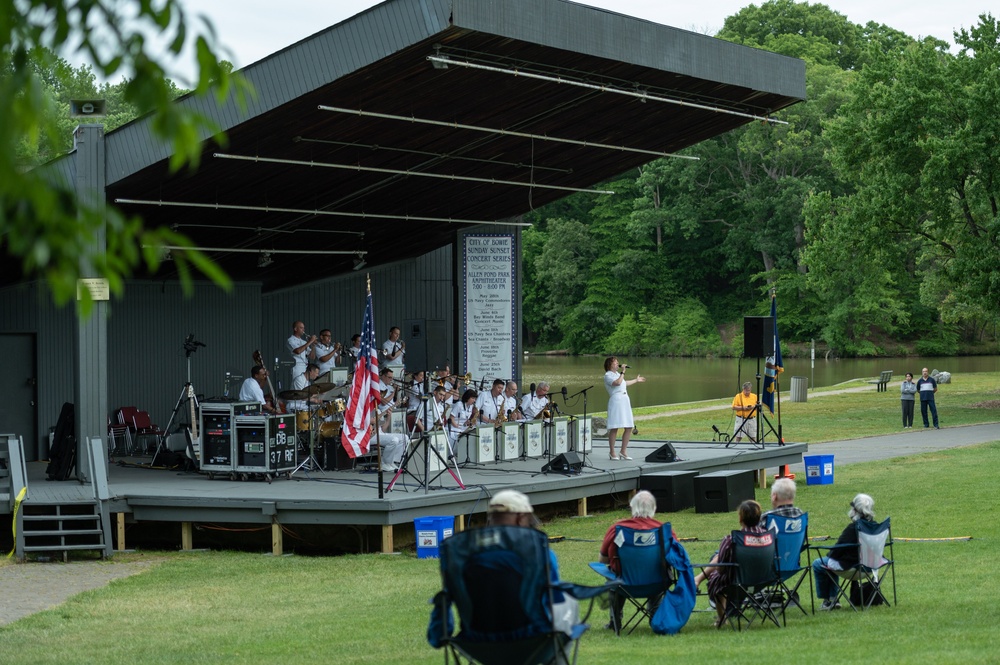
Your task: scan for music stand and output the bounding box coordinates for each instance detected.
[387,390,464,493]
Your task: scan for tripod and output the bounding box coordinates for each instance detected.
[387,391,464,492]
[568,385,598,471]
[292,407,324,474]
[153,337,203,468]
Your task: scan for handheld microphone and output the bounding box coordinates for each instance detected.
[620,364,631,369]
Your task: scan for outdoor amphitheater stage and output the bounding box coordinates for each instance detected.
[8,437,806,555]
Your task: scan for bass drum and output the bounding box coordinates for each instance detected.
[319,420,342,440]
[296,409,312,432]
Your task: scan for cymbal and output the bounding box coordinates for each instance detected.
[306,382,336,395]
[278,389,308,400]
[321,383,351,399]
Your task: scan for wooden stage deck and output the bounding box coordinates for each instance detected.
[6,438,805,554]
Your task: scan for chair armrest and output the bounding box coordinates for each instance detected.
[588,561,616,581]
[553,579,621,601]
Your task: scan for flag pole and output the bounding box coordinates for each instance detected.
[369,274,385,499]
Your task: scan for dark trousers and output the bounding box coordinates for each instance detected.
[920,398,939,428]
[901,400,914,427]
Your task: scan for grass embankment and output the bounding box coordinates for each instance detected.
[2,442,1000,662]
[629,372,999,443]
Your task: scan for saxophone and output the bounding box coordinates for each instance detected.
[496,396,507,427]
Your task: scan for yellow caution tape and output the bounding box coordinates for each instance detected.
[7,486,27,558]
[895,537,972,542]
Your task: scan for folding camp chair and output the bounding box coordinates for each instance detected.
[717,530,782,630]
[429,525,618,665]
[816,517,896,611]
[766,513,814,616]
[589,523,676,635]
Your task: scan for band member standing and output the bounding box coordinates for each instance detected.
[604,356,645,460]
[347,334,362,372]
[732,381,758,443]
[474,379,506,424]
[520,381,550,420]
[447,389,479,451]
[314,329,341,374]
[382,326,405,369]
[287,321,317,382]
[239,365,278,414]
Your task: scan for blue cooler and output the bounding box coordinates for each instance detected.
[803,454,834,485]
[415,516,455,558]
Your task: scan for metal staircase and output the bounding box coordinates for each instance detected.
[5,435,113,561]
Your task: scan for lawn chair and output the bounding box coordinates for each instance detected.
[766,513,814,616]
[816,517,896,611]
[429,525,617,665]
[717,530,782,630]
[589,523,677,635]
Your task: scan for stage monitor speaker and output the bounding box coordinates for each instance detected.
[694,470,755,513]
[743,316,774,358]
[540,451,582,475]
[644,443,679,463]
[639,470,698,512]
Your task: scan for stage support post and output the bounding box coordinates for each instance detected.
[181,522,193,550]
[381,524,394,553]
[116,513,126,551]
[271,520,283,556]
[456,514,465,532]
[756,469,768,489]
[577,497,588,517]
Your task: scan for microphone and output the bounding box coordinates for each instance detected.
[620,364,631,369]
[561,386,567,399]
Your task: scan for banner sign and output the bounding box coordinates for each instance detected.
[463,234,516,382]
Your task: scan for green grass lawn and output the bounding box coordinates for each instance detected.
[3,440,999,663]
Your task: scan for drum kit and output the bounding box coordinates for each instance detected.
[279,381,351,470]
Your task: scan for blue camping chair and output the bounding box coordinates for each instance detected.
[715,530,782,630]
[429,525,618,665]
[589,523,686,635]
[766,512,814,617]
[814,517,896,611]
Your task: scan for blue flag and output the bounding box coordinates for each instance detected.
[762,295,783,414]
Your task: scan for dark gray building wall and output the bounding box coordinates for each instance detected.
[261,244,456,389]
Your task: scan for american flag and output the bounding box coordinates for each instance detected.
[341,289,379,457]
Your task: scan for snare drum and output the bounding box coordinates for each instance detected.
[296,409,312,432]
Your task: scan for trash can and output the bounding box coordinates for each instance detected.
[803,454,834,485]
[790,376,808,402]
[414,516,455,558]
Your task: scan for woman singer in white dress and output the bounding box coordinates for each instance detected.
[604,356,645,460]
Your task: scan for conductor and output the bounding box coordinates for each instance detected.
[732,381,758,443]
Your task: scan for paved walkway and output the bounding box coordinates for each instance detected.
[1,417,995,627]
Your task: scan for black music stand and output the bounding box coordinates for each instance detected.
[387,392,464,493]
[567,384,599,472]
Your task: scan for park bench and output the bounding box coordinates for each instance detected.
[867,370,893,392]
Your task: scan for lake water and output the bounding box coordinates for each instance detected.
[522,355,1000,414]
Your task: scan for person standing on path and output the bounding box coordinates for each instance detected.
[900,372,917,429]
[916,367,939,429]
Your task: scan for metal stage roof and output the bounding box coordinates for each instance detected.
[20,0,805,292]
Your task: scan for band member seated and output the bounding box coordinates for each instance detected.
[239,365,278,414]
[377,367,396,417]
[520,381,550,420]
[287,320,317,382]
[447,389,479,451]
[287,363,322,412]
[412,385,448,434]
[372,413,407,472]
[436,363,461,406]
[503,381,523,421]
[347,334,362,371]
[314,329,341,373]
[382,326,405,369]
[474,379,506,424]
[407,369,428,413]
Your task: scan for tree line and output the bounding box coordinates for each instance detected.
[522,1,1000,358]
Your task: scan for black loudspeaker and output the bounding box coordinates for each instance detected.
[694,470,755,513]
[639,470,698,512]
[540,452,582,475]
[644,443,679,463]
[743,316,774,358]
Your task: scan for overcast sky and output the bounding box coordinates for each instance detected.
[108,0,994,85]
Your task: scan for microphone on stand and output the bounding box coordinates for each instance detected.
[561,386,568,399]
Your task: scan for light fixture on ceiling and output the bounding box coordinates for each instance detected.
[430,44,448,70]
[161,248,173,262]
[257,251,273,268]
[353,253,367,271]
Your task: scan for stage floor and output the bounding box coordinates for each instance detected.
[9,437,805,553]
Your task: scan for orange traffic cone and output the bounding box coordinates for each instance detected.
[774,464,796,480]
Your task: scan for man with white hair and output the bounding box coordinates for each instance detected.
[598,491,678,630]
[763,477,803,518]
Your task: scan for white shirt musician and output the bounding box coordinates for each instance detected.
[377,368,396,416]
[503,381,521,421]
[382,326,405,368]
[520,382,550,420]
[314,329,340,374]
[407,370,427,413]
[373,415,406,472]
[287,364,321,412]
[474,379,506,424]
[412,386,448,433]
[287,320,317,382]
[239,366,277,414]
[447,390,477,448]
